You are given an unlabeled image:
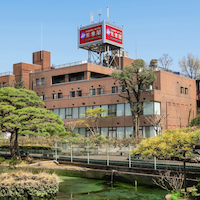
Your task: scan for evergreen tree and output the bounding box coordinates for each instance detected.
[112,59,157,138]
[0,87,65,158]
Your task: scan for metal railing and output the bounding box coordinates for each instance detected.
[0,71,13,77]
[43,89,125,101]
[1,142,200,171]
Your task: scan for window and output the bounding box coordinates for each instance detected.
[108,127,117,138]
[90,89,95,96]
[40,95,45,100]
[181,104,184,108]
[117,104,124,116]
[185,88,188,95]
[172,103,175,107]
[60,108,65,119]
[125,103,131,116]
[180,87,184,94]
[0,83,1,88]
[177,103,180,107]
[52,93,56,99]
[154,102,161,115]
[52,75,65,84]
[76,90,82,97]
[70,91,75,98]
[117,127,124,139]
[143,102,153,115]
[97,88,103,95]
[58,93,63,99]
[112,86,118,93]
[185,105,188,108]
[101,127,108,137]
[66,108,72,119]
[72,107,78,118]
[40,94,45,101]
[125,127,133,138]
[79,107,85,118]
[120,85,126,93]
[41,78,45,85]
[167,102,171,106]
[36,79,39,86]
[101,105,108,117]
[108,104,117,116]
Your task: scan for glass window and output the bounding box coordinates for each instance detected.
[108,104,117,116]
[58,93,63,99]
[0,83,1,88]
[125,127,133,138]
[101,105,108,117]
[120,85,126,93]
[180,87,184,94]
[36,79,39,86]
[112,86,118,93]
[79,128,86,136]
[70,91,75,98]
[53,109,59,115]
[185,88,188,95]
[52,93,56,99]
[125,103,131,116]
[144,126,155,138]
[86,106,93,113]
[72,107,78,119]
[154,102,161,115]
[76,90,82,97]
[101,127,108,137]
[117,127,124,139]
[117,104,124,116]
[40,95,45,100]
[73,128,79,134]
[97,88,103,95]
[66,108,72,119]
[60,108,65,119]
[41,78,45,85]
[3,82,6,87]
[108,127,117,138]
[79,107,85,118]
[143,101,153,115]
[90,89,95,95]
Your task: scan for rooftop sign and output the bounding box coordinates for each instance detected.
[78,21,123,50]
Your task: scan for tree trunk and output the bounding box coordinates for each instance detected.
[10,129,20,159]
[137,116,140,137]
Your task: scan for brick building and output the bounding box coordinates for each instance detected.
[0,50,197,138]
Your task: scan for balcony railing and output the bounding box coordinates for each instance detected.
[0,71,13,77]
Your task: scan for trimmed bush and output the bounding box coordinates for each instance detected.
[0,145,54,150]
[0,171,59,199]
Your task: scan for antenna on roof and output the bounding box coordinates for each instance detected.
[41,23,43,60]
[98,9,101,22]
[90,12,94,23]
[107,6,109,22]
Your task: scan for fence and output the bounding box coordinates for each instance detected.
[1,142,200,171]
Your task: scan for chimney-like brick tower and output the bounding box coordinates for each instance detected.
[33,50,51,70]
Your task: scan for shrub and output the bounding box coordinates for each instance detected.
[0,171,59,199]
[9,157,21,167]
[0,157,5,164]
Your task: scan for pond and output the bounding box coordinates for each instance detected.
[57,176,167,200]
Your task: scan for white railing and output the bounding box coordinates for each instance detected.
[0,71,13,77]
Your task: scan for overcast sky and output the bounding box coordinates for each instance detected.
[0,0,200,74]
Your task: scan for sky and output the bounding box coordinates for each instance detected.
[0,0,200,74]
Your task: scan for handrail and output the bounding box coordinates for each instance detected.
[0,71,13,77]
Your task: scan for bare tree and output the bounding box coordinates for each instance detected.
[179,54,200,79]
[152,171,184,192]
[145,113,169,136]
[66,122,76,133]
[158,54,173,70]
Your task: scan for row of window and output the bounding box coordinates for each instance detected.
[167,102,189,108]
[180,87,188,95]
[36,78,45,86]
[50,101,161,119]
[74,126,155,138]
